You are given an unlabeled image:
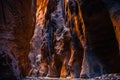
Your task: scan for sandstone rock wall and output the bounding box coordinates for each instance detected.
[1,0,120,79]
[29,0,120,78]
[102,0,120,52]
[0,0,36,79]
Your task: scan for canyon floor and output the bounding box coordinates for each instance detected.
[23,73,120,80]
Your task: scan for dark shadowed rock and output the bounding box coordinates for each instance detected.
[0,0,36,79]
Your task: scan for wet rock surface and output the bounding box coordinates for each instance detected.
[23,73,120,80]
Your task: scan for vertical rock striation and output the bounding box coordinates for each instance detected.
[28,0,120,79]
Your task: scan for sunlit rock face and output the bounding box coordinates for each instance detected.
[29,0,84,78]
[19,0,120,79]
[28,0,48,68]
[28,0,58,77]
[0,0,35,79]
[62,0,84,78]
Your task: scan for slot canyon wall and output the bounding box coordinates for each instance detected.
[29,0,120,79]
[0,0,36,80]
[0,0,120,80]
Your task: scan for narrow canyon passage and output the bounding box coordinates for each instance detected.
[28,0,120,79]
[0,0,120,80]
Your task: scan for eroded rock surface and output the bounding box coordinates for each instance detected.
[0,0,35,79]
[1,0,120,79]
[28,0,120,79]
